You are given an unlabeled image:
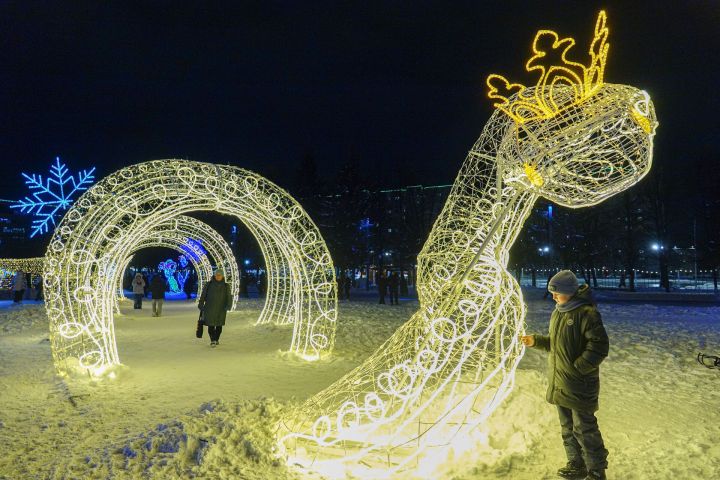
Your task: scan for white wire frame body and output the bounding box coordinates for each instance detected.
[278,84,657,476]
[44,160,337,374]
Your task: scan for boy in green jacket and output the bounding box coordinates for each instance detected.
[521,270,609,480]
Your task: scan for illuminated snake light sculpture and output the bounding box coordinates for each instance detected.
[279,11,657,477]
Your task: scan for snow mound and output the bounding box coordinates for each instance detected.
[0,303,47,334]
[332,302,415,362]
[88,398,295,480]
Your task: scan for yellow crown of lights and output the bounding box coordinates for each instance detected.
[487,10,609,124]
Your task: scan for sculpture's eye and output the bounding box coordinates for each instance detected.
[629,90,656,134]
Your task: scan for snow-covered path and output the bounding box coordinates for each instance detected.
[0,293,719,479]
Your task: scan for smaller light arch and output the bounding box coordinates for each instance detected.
[115,216,241,309]
[113,238,214,314]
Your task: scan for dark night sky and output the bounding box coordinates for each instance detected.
[1,0,718,218]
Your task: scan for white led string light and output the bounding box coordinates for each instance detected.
[44,161,337,375]
[0,257,45,275]
[278,11,658,477]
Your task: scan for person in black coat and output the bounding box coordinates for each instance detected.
[399,273,408,297]
[183,273,195,300]
[258,272,267,297]
[198,269,233,347]
[150,275,167,317]
[388,272,400,305]
[522,270,609,480]
[343,274,351,300]
[142,273,150,298]
[377,272,387,304]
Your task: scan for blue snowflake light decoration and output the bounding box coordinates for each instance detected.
[11,157,96,238]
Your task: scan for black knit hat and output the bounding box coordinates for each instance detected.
[547,270,579,295]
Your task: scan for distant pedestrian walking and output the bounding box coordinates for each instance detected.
[399,274,408,297]
[388,272,399,305]
[34,274,44,301]
[150,275,167,317]
[344,274,351,300]
[377,272,387,304]
[240,273,249,298]
[198,269,233,347]
[258,272,267,297]
[12,270,27,304]
[132,273,145,309]
[183,274,195,300]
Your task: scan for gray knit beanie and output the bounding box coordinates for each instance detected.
[213,268,225,277]
[547,270,579,295]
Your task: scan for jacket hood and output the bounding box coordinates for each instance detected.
[555,284,595,312]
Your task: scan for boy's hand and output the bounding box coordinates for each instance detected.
[520,335,535,347]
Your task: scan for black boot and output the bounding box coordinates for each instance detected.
[558,460,587,479]
[584,470,606,480]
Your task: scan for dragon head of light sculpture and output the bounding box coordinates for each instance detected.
[487,11,658,208]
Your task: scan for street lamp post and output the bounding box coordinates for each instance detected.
[651,242,669,292]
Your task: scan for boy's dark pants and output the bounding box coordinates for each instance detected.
[557,406,608,471]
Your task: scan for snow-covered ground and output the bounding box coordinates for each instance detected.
[0,291,719,479]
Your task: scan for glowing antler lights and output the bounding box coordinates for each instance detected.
[278,11,657,477]
[44,161,337,375]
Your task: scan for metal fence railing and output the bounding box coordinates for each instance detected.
[517,268,719,293]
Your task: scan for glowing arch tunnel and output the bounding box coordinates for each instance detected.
[113,215,241,310]
[44,160,337,375]
[113,234,214,314]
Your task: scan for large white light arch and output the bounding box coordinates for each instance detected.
[44,160,337,374]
